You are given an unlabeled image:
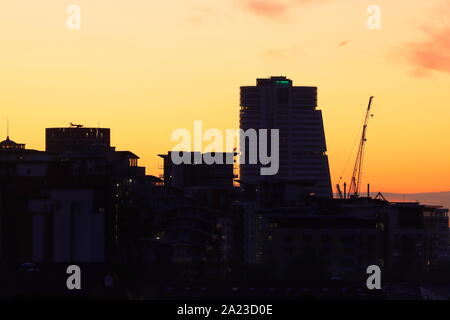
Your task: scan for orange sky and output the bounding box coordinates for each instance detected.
[1,0,449,193]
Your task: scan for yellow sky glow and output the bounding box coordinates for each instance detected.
[1,0,449,193]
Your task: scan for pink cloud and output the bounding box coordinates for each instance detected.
[338,40,349,47]
[398,1,450,77]
[241,0,288,18]
[403,26,450,76]
[292,0,330,4]
[238,0,330,19]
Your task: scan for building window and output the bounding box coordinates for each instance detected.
[129,158,138,167]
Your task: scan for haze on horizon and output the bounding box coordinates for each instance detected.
[1,0,449,194]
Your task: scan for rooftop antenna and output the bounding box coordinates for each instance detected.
[6,117,9,139]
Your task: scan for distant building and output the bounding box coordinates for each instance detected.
[385,203,450,272]
[157,152,237,267]
[234,195,449,281]
[158,152,236,189]
[0,127,147,263]
[29,188,104,263]
[239,76,332,198]
[0,135,53,261]
[0,136,25,151]
[0,136,51,177]
[235,198,384,278]
[46,126,111,153]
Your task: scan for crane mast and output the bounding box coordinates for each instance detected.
[348,96,374,198]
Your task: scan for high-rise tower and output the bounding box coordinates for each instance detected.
[239,76,332,198]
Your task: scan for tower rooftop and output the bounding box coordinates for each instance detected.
[0,136,25,150]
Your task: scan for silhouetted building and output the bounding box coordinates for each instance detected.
[251,201,384,280]
[240,76,332,198]
[385,203,450,275]
[159,152,236,189]
[2,118,450,298]
[233,194,449,281]
[0,136,25,151]
[0,136,53,261]
[29,188,105,262]
[0,126,147,264]
[46,126,111,153]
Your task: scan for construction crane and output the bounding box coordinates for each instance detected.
[347,96,374,198]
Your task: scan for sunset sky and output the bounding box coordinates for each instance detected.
[1,0,449,193]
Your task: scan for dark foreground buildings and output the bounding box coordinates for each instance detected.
[0,78,449,299]
[0,127,147,264]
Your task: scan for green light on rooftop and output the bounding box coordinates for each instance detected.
[276,80,290,84]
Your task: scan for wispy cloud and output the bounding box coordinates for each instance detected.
[338,40,350,47]
[397,1,450,77]
[242,0,288,18]
[402,26,450,77]
[237,0,330,19]
[259,45,304,60]
[186,6,221,26]
[260,48,287,59]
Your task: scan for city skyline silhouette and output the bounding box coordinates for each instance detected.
[1,1,450,302]
[1,1,450,194]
